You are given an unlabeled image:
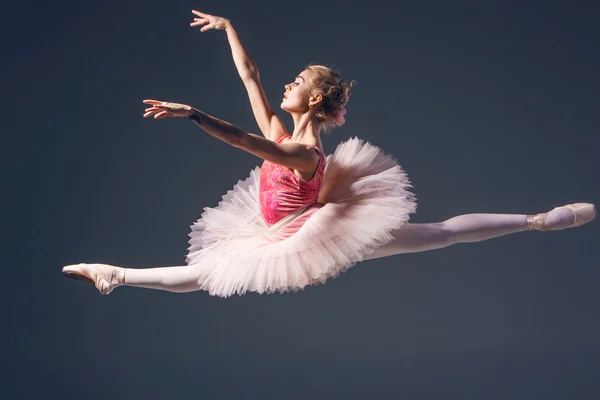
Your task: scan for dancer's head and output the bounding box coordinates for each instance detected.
[281,64,354,133]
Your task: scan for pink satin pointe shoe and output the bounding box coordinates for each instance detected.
[527,203,596,231]
[62,263,126,295]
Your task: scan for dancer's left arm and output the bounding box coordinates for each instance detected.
[143,100,319,173]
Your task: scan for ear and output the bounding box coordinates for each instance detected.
[308,93,323,108]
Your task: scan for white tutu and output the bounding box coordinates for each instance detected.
[186,137,417,297]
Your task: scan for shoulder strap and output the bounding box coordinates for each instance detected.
[275,134,292,143]
[303,144,325,160]
[303,144,326,180]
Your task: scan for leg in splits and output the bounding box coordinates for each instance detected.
[364,208,578,260]
[62,263,203,294]
[123,266,202,293]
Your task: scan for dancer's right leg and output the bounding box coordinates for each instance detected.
[363,203,596,260]
[363,213,529,260]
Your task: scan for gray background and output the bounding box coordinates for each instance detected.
[5,0,599,399]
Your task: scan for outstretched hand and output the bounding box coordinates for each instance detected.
[190,10,230,32]
[143,100,195,119]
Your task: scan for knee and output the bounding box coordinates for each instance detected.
[393,222,455,252]
[437,220,458,247]
[164,269,202,293]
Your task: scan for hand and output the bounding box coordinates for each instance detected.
[190,10,230,32]
[143,100,195,119]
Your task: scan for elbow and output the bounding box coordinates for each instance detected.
[240,63,259,82]
[231,130,250,149]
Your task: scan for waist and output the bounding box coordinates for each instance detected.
[260,189,321,225]
[267,203,323,234]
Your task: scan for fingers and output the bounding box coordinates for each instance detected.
[142,100,180,119]
[143,110,161,118]
[143,105,167,118]
[200,23,213,32]
[143,99,163,105]
[143,109,161,118]
[190,18,208,27]
[154,111,169,119]
[191,9,209,18]
[143,110,170,119]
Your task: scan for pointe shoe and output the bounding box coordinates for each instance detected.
[527,203,596,231]
[62,263,126,295]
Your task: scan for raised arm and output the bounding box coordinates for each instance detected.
[190,10,288,141]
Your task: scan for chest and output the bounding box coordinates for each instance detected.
[260,160,321,191]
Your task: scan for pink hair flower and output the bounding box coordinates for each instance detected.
[334,106,347,126]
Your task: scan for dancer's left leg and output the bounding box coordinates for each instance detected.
[62,263,203,294]
[123,266,202,293]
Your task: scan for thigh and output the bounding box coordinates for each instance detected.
[363,222,449,260]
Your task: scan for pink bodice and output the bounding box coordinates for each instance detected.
[259,134,326,226]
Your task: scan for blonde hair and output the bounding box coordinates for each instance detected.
[305,64,356,133]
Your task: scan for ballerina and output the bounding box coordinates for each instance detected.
[62,10,596,297]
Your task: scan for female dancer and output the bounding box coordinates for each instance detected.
[62,10,596,297]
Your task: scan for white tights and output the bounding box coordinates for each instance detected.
[363,213,528,259]
[123,209,575,293]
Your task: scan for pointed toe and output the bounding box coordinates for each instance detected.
[62,263,124,294]
[567,203,596,228]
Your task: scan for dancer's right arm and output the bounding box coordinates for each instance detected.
[142,100,319,173]
[190,10,288,142]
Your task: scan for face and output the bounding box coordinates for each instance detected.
[280,70,318,113]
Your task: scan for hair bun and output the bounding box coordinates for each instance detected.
[304,64,356,133]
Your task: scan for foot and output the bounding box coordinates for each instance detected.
[527,203,596,231]
[62,263,126,295]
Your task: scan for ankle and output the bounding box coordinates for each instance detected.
[112,266,126,286]
[526,213,546,231]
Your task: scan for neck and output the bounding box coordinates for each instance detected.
[290,112,322,144]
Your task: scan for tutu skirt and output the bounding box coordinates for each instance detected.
[186,137,417,297]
